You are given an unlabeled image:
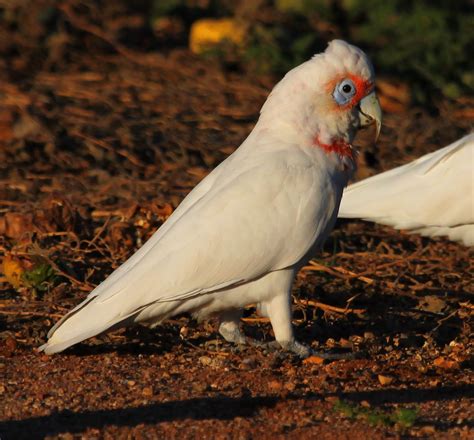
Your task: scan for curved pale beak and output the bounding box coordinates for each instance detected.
[359,91,382,142]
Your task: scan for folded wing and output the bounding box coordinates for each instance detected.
[41,147,328,353]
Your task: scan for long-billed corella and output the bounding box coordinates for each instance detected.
[40,40,382,357]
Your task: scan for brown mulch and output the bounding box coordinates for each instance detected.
[1,2,473,439]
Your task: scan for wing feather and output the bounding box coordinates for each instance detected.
[62,147,327,321]
[338,134,474,241]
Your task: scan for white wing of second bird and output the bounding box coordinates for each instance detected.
[338,133,474,245]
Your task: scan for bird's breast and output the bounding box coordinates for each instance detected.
[272,160,344,267]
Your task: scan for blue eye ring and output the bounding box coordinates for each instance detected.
[333,79,356,105]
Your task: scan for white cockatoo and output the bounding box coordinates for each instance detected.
[39,40,382,357]
[339,134,474,246]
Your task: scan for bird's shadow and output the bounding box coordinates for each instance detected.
[54,302,465,357]
[2,385,473,439]
[62,317,274,357]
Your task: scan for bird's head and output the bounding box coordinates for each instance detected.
[259,40,382,157]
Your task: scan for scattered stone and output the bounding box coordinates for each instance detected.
[142,386,153,397]
[267,380,282,391]
[378,375,394,385]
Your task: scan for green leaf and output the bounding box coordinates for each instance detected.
[21,262,57,294]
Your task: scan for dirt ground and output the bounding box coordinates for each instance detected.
[1,3,473,439]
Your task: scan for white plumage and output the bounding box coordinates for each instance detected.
[39,40,381,356]
[339,133,474,245]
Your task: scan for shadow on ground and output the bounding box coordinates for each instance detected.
[2,385,473,438]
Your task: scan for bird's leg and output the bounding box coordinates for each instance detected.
[218,309,247,345]
[263,292,356,360]
[264,291,312,358]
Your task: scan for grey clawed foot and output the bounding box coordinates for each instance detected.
[218,330,357,361]
[218,309,357,360]
[252,340,311,358]
[307,349,358,361]
[267,340,358,360]
[279,340,312,358]
[218,318,247,345]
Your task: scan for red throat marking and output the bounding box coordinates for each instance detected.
[313,136,355,161]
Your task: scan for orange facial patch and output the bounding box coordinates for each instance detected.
[326,74,374,110]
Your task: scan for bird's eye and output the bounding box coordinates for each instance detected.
[342,84,352,93]
[333,79,356,105]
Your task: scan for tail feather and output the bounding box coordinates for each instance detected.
[46,296,96,339]
[39,291,191,354]
[39,296,145,354]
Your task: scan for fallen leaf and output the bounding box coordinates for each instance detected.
[379,95,407,113]
[339,338,352,349]
[453,108,474,119]
[5,337,17,352]
[433,357,460,370]
[42,194,82,232]
[0,212,35,239]
[303,355,325,365]
[418,296,447,314]
[418,426,436,435]
[0,336,18,357]
[199,356,213,367]
[3,255,24,288]
[198,355,224,369]
[268,380,283,391]
[13,114,47,140]
[377,79,411,113]
[151,202,173,220]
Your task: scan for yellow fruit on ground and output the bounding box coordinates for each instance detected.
[189,18,245,54]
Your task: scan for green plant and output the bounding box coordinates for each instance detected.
[212,0,474,101]
[392,407,419,428]
[333,399,419,428]
[21,261,57,297]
